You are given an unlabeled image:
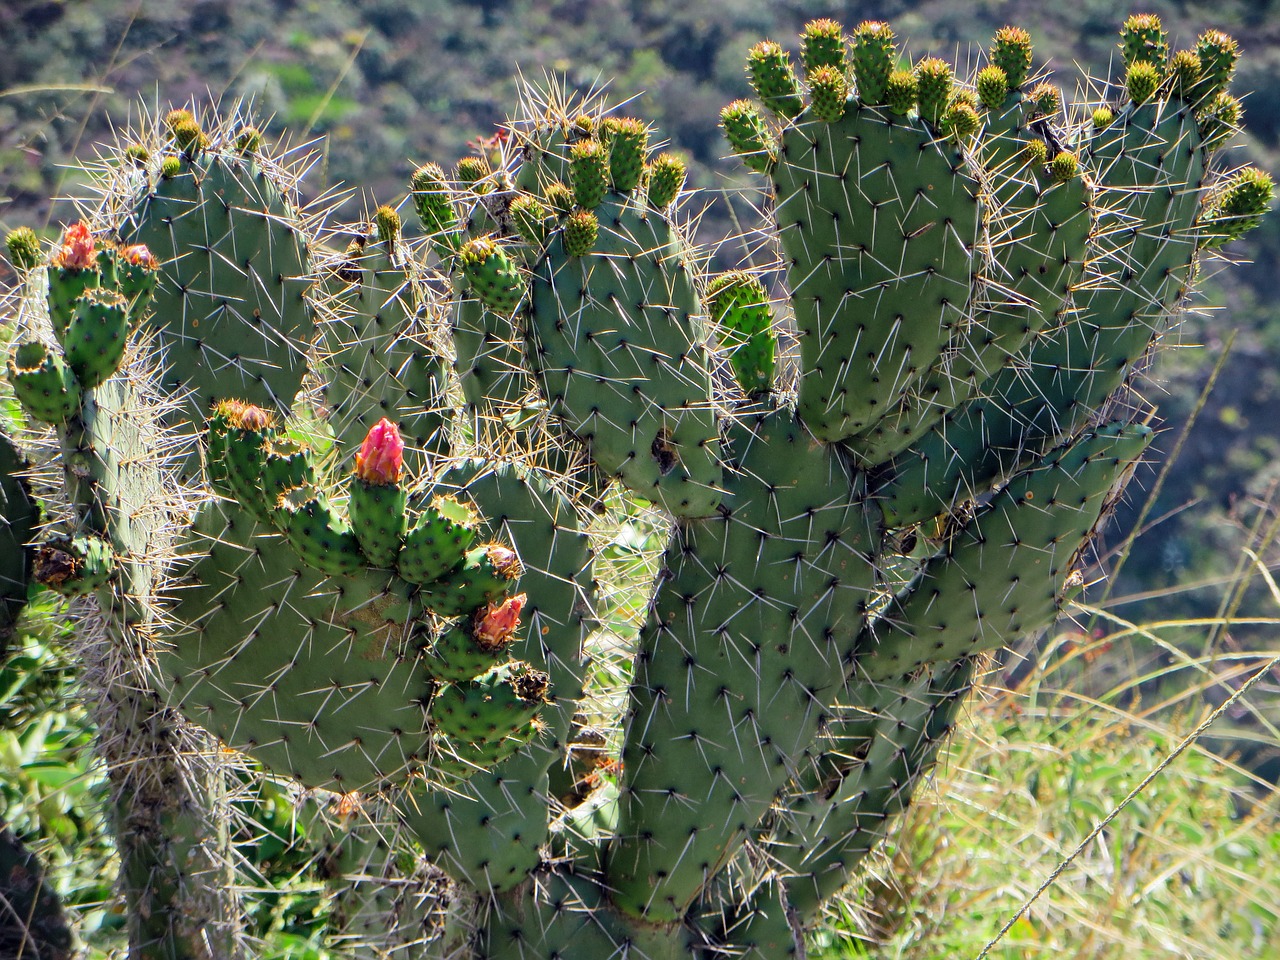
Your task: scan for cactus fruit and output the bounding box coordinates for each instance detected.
[0,14,1270,959]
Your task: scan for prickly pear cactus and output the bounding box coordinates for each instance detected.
[1,14,1270,960]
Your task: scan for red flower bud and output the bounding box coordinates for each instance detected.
[52,222,96,270]
[355,417,404,485]
[118,244,159,269]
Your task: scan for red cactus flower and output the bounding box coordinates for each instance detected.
[472,593,526,649]
[119,244,159,269]
[355,417,404,485]
[52,222,96,270]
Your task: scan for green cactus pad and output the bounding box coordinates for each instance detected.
[0,433,36,643]
[608,407,879,922]
[431,661,549,745]
[422,542,522,618]
[274,485,367,577]
[397,464,595,890]
[771,106,981,442]
[7,340,82,424]
[767,656,974,918]
[850,94,1093,464]
[721,101,777,174]
[398,495,478,586]
[319,237,448,477]
[706,271,775,394]
[860,424,1152,680]
[161,502,434,792]
[349,476,407,569]
[851,21,896,105]
[459,238,525,318]
[258,436,317,513]
[801,18,847,76]
[746,41,804,118]
[606,117,649,191]
[879,93,1209,526]
[62,287,130,389]
[1121,13,1168,68]
[990,25,1033,89]
[527,194,724,517]
[120,147,314,476]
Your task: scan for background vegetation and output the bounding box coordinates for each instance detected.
[2,0,1278,955]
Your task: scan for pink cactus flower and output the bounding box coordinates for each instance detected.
[119,244,159,269]
[473,593,526,649]
[52,222,96,270]
[355,418,404,485]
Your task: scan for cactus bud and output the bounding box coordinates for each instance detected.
[543,180,575,215]
[746,40,804,118]
[606,117,649,191]
[569,139,609,210]
[169,116,207,156]
[1048,151,1079,183]
[1120,13,1168,69]
[6,227,41,273]
[236,126,263,153]
[1168,50,1202,101]
[990,26,1033,89]
[1200,167,1273,248]
[511,195,550,246]
[1195,30,1239,100]
[1126,60,1161,105]
[123,143,150,167]
[1024,138,1050,168]
[1092,105,1115,129]
[1197,91,1243,148]
[885,69,918,116]
[852,20,896,105]
[807,65,849,123]
[941,101,980,141]
[976,65,1010,111]
[720,100,776,173]
[646,153,687,208]
[349,419,407,567]
[160,156,182,179]
[1027,82,1061,116]
[410,162,461,255]
[456,155,492,191]
[801,19,847,77]
[563,209,599,257]
[914,57,953,126]
[373,204,402,250]
[459,238,524,317]
[355,418,404,485]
